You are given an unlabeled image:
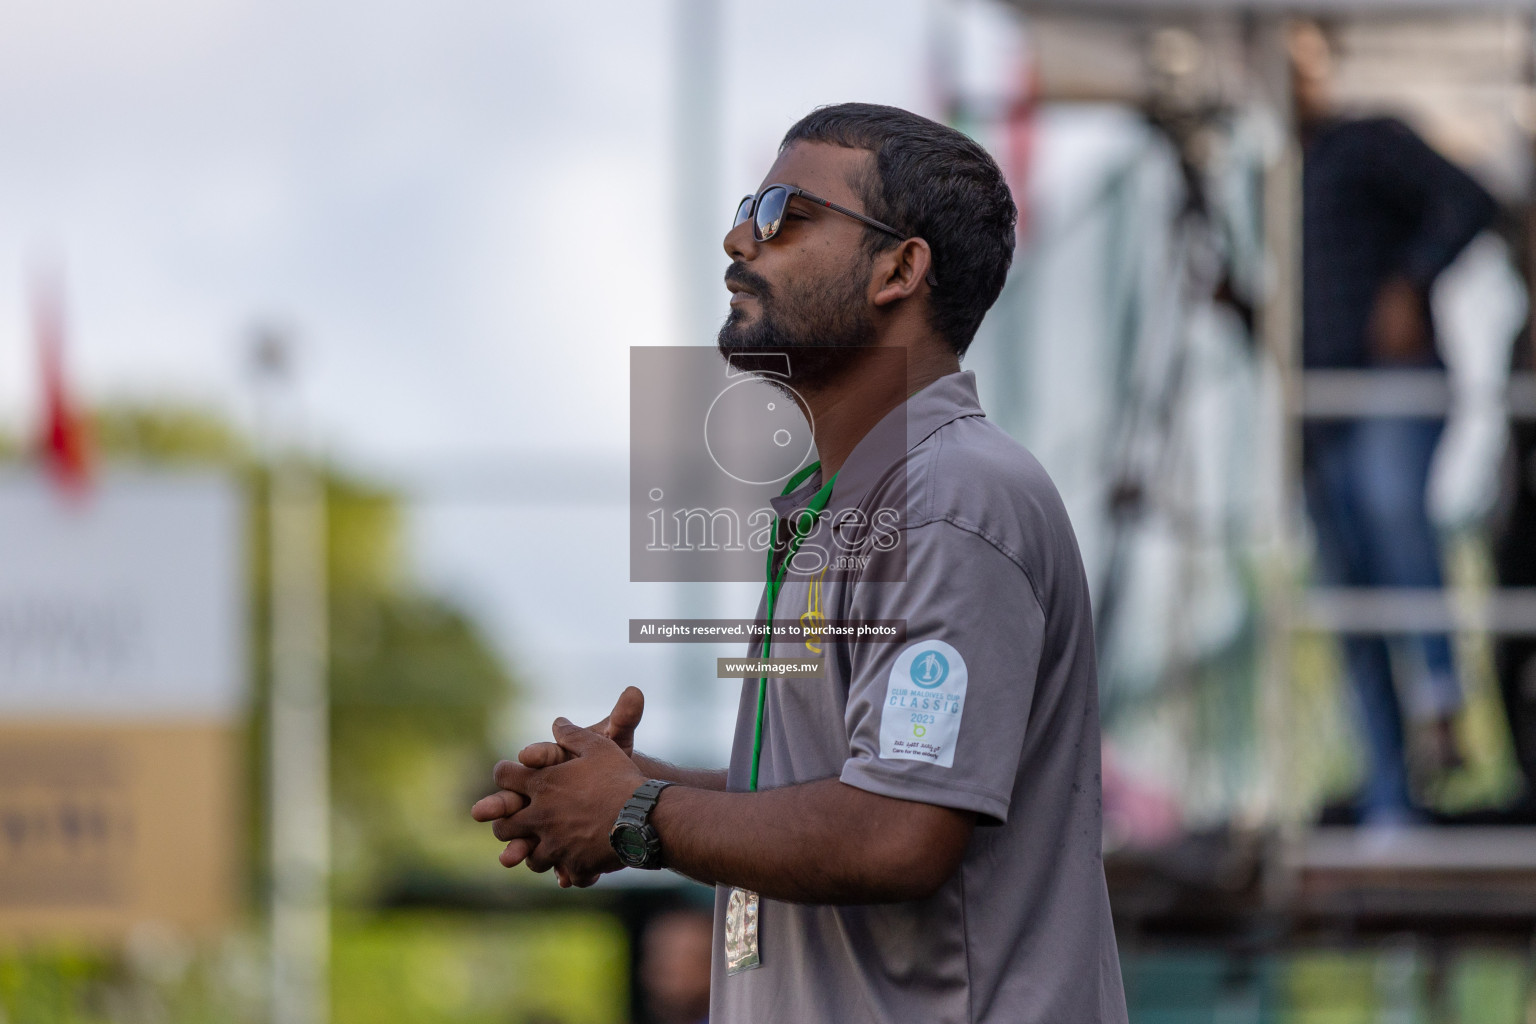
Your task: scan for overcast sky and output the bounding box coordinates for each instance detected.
[0,0,975,459]
[0,0,1095,762]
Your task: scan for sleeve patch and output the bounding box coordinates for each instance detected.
[878,639,967,767]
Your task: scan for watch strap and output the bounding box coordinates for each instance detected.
[619,779,673,824]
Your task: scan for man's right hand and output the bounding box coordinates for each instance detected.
[518,685,645,768]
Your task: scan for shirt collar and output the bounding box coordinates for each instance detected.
[768,370,985,517]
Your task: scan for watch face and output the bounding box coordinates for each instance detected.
[611,824,649,865]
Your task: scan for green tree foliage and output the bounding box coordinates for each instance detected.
[92,404,250,464]
[87,403,520,902]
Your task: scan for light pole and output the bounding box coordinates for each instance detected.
[673,0,722,765]
[252,328,330,1024]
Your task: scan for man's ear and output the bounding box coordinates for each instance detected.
[871,237,934,308]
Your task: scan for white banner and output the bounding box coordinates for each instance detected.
[0,468,245,719]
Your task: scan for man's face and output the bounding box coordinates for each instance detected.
[1287,21,1333,124]
[717,142,882,392]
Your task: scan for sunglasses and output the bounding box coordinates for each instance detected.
[733,185,938,286]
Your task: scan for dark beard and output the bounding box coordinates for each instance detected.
[717,261,876,394]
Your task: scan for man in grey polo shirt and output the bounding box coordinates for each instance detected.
[473,103,1127,1024]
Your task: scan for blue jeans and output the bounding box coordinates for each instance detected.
[1303,418,1461,822]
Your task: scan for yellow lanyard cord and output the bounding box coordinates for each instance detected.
[750,463,838,792]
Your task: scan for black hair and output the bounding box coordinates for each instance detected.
[781,102,1017,357]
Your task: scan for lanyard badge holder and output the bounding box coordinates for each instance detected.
[726,461,838,976]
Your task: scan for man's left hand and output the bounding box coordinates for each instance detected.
[1368,276,1431,363]
[471,717,646,887]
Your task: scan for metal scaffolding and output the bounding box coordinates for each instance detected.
[1002,0,1536,923]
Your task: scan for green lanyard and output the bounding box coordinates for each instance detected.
[750,461,838,792]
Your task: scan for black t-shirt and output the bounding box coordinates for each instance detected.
[1302,115,1496,369]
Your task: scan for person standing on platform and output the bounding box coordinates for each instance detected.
[1291,21,1497,825]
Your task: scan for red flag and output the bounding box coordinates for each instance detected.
[1004,58,1039,244]
[34,279,91,492]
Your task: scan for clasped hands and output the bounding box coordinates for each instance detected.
[471,686,648,888]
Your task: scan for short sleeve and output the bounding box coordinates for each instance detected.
[838,519,1045,825]
[1361,118,1496,288]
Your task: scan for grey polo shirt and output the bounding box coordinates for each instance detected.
[709,371,1127,1024]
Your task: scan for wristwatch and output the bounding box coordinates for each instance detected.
[608,779,674,869]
